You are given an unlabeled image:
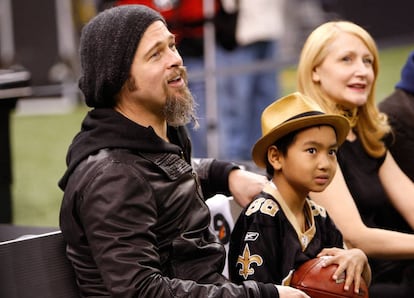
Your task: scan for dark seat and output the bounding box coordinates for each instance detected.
[0,230,80,298]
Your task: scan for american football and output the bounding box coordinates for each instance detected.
[290,257,369,298]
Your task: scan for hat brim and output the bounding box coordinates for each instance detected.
[252,114,350,168]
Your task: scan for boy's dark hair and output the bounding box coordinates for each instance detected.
[265,129,297,177]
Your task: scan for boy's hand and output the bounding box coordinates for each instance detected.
[317,247,371,293]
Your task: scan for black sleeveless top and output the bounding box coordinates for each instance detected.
[338,138,412,233]
[338,137,414,283]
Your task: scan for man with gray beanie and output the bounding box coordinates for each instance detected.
[379,50,414,181]
[58,4,308,298]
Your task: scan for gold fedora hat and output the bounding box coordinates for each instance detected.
[252,92,350,168]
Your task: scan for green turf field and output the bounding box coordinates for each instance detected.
[10,43,414,227]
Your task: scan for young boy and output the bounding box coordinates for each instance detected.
[228,92,371,294]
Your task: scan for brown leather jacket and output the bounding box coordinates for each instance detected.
[58,109,277,298]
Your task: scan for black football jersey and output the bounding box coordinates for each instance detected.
[228,184,344,285]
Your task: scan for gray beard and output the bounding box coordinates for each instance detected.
[163,66,199,129]
[163,84,199,128]
[123,66,199,129]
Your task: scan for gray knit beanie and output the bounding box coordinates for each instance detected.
[79,5,165,108]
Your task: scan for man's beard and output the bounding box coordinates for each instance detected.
[123,66,199,128]
[163,66,199,128]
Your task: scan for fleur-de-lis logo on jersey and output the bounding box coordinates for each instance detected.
[236,244,263,279]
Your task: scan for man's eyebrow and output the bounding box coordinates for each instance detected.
[144,34,175,58]
[144,41,162,57]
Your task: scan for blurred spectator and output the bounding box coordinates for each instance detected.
[281,0,330,62]
[379,50,414,181]
[216,0,285,160]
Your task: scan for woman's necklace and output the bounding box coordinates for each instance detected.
[338,105,359,128]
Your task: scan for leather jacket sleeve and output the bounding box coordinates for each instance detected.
[192,158,240,200]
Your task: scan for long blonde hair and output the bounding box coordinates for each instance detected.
[297,21,390,158]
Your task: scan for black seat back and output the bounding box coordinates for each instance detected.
[0,231,80,298]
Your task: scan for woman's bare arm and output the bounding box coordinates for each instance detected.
[310,165,414,259]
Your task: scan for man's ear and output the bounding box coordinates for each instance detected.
[268,145,282,171]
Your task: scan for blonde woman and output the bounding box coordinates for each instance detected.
[297,21,414,297]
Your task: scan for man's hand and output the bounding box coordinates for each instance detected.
[276,285,311,298]
[228,169,268,207]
